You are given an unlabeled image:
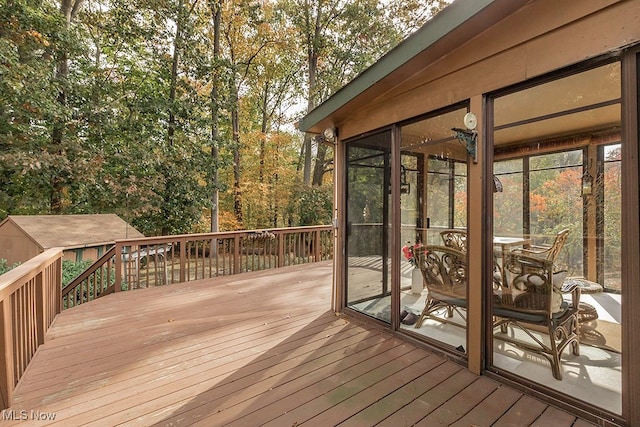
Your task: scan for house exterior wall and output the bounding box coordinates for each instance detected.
[337,0,639,140]
[0,222,41,266]
[327,1,640,424]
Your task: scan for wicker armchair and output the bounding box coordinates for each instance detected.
[414,245,468,328]
[493,252,581,380]
[414,245,580,380]
[440,230,467,252]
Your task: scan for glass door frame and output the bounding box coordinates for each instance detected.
[483,52,640,425]
[342,129,394,324]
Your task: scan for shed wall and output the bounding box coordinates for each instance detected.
[0,222,41,266]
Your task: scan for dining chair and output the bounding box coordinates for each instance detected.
[512,228,570,264]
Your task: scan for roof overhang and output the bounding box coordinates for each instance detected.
[298,0,530,135]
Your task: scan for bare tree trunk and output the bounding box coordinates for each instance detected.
[51,0,84,213]
[210,0,222,232]
[312,142,327,186]
[302,0,321,186]
[259,83,269,183]
[231,84,242,224]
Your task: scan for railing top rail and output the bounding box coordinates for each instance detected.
[62,245,117,298]
[0,248,63,298]
[114,225,333,245]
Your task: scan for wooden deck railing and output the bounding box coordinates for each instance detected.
[0,226,332,409]
[62,225,333,309]
[0,248,62,409]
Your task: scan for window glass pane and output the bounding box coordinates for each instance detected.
[399,106,469,353]
[494,62,620,127]
[529,150,583,276]
[495,105,621,145]
[492,62,622,414]
[494,159,523,236]
[602,144,621,291]
[401,108,466,148]
[426,159,452,229]
[345,132,392,323]
[453,175,467,229]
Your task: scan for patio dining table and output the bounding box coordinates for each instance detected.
[493,236,531,286]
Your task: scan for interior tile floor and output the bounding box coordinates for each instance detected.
[351,278,622,416]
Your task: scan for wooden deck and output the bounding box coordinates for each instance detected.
[6,261,597,426]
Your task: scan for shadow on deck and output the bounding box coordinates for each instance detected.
[7,262,596,426]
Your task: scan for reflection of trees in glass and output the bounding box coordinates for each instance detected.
[427,173,450,227]
[494,159,523,236]
[528,151,582,273]
[530,167,582,272]
[603,145,621,288]
[401,154,420,245]
[426,157,467,229]
[400,154,419,225]
[495,146,622,282]
[495,151,583,274]
[454,178,467,228]
[348,147,386,224]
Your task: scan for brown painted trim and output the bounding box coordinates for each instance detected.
[621,44,640,426]
[467,96,483,375]
[483,88,496,374]
[391,125,402,331]
[335,136,346,313]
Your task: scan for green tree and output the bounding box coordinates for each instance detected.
[1,0,72,215]
[1,0,453,234]
[280,0,445,186]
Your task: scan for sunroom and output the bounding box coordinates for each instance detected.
[298,0,640,425]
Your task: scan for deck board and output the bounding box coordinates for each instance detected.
[6,261,599,426]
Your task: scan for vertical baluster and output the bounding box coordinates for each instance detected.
[207,238,213,277]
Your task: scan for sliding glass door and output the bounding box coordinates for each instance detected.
[345,131,391,322]
[490,61,622,415]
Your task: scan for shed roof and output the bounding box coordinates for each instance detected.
[297,0,528,134]
[2,214,145,250]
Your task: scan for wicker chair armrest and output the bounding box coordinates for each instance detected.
[511,245,550,256]
[560,281,581,308]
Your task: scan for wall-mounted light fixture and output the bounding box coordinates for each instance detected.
[452,112,478,163]
[581,169,593,196]
[452,127,477,163]
[323,127,337,143]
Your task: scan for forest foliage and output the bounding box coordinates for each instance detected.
[1,0,449,236]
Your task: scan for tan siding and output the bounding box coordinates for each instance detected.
[0,221,41,265]
[338,0,639,139]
